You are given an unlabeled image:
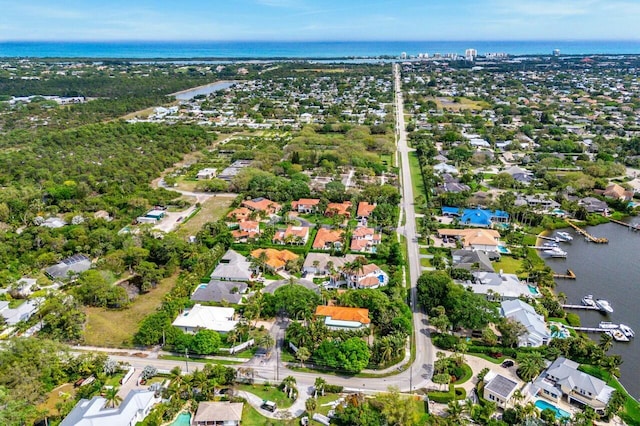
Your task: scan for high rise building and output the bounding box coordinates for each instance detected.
[553,49,561,56]
[465,48,478,60]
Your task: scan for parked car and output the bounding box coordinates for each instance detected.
[261,400,277,412]
[501,359,514,368]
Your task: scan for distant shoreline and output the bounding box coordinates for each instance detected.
[169,80,237,98]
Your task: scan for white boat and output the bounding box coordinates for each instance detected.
[607,330,630,342]
[557,231,574,241]
[599,321,618,329]
[543,242,559,248]
[544,247,567,257]
[582,295,596,307]
[596,299,614,314]
[619,324,635,338]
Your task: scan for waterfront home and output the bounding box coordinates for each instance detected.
[210,249,254,282]
[302,253,357,276]
[325,201,352,218]
[273,225,310,245]
[250,248,299,272]
[191,280,248,305]
[501,299,551,347]
[350,226,382,253]
[483,372,519,409]
[451,249,495,272]
[172,304,238,334]
[292,198,321,214]
[313,227,344,250]
[530,357,614,415]
[193,402,244,426]
[438,228,503,252]
[465,271,538,301]
[441,206,509,228]
[314,305,371,331]
[60,389,160,426]
[577,197,609,214]
[602,183,634,201]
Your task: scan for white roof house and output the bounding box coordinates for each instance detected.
[465,272,539,301]
[60,389,160,426]
[433,162,459,175]
[196,168,217,180]
[501,299,551,347]
[210,249,254,282]
[172,304,238,334]
[0,298,43,326]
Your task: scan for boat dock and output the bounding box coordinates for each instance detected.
[553,269,576,279]
[609,218,640,232]
[566,326,610,333]
[561,304,602,311]
[538,235,560,242]
[565,221,609,244]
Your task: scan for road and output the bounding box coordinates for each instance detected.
[87,64,435,396]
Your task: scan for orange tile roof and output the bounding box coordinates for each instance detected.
[358,276,381,288]
[239,221,260,231]
[325,201,352,217]
[313,228,344,249]
[350,239,370,251]
[242,198,281,213]
[273,225,309,242]
[352,226,375,238]
[293,198,320,207]
[250,248,299,270]
[357,202,376,217]
[315,305,371,324]
[227,207,251,221]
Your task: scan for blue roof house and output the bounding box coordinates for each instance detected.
[442,206,509,228]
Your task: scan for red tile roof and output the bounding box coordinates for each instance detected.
[315,305,370,324]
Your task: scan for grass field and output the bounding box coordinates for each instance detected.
[433,96,490,111]
[175,195,234,238]
[83,273,178,347]
[38,383,75,416]
[237,383,294,409]
[408,151,428,200]
[492,255,523,275]
[420,258,431,267]
[241,404,291,426]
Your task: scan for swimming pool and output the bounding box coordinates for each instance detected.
[535,399,570,419]
[528,285,539,295]
[497,245,510,254]
[170,412,191,426]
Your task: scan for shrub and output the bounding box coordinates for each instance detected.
[566,313,581,327]
[432,333,460,350]
[324,384,343,393]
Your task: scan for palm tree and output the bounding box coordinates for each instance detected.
[517,353,545,382]
[305,398,318,416]
[258,334,275,351]
[599,332,613,352]
[446,400,466,425]
[104,387,122,408]
[296,347,311,368]
[282,376,297,399]
[314,377,326,397]
[377,336,395,366]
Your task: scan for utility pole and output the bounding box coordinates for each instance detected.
[185,348,189,373]
[410,364,413,394]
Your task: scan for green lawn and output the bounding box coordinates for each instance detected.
[492,255,522,275]
[420,258,431,267]
[452,363,473,384]
[408,151,428,200]
[419,247,429,255]
[241,404,290,426]
[237,383,294,409]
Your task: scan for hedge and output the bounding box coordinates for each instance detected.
[427,384,466,403]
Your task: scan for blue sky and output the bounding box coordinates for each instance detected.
[0,0,638,41]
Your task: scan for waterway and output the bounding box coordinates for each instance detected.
[544,222,640,398]
[172,81,235,101]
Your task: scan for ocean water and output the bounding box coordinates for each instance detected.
[1,40,640,59]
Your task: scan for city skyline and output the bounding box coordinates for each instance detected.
[1,0,639,42]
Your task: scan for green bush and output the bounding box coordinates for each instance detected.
[432,333,460,350]
[324,384,343,393]
[427,385,466,403]
[566,313,581,327]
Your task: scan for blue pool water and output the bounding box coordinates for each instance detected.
[170,412,191,426]
[197,284,207,290]
[535,399,570,419]
[497,245,510,254]
[528,285,539,295]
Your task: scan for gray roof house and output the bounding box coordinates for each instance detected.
[503,165,534,183]
[0,297,44,326]
[465,271,539,301]
[530,357,614,414]
[60,389,160,426]
[191,280,248,304]
[44,254,91,280]
[302,253,358,275]
[452,249,495,272]
[483,372,519,409]
[578,197,609,213]
[210,249,254,282]
[501,299,551,347]
[193,402,244,426]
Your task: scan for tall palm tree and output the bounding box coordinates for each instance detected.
[314,377,326,397]
[445,400,466,425]
[104,387,122,408]
[599,332,613,352]
[296,347,311,368]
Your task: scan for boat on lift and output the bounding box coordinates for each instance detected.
[607,329,630,342]
[544,247,567,258]
[556,231,574,241]
[543,242,559,248]
[598,321,618,329]
[582,294,596,307]
[619,324,635,338]
[596,299,614,314]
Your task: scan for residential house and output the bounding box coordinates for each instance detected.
[483,372,519,409]
[436,174,470,194]
[465,271,538,301]
[530,357,614,414]
[438,228,503,252]
[193,402,244,426]
[0,298,43,326]
[350,226,382,253]
[441,207,509,228]
[40,217,66,229]
[356,202,376,222]
[578,197,609,213]
[191,280,248,305]
[503,165,534,184]
[292,198,321,214]
[314,305,371,330]
[12,277,37,298]
[196,168,217,180]
[345,263,389,289]
[302,253,358,276]
[313,228,344,250]
[44,254,91,280]
[501,299,551,347]
[250,248,299,272]
[433,162,459,175]
[210,249,254,282]
[60,390,160,426]
[241,197,281,215]
[231,221,260,242]
[226,207,252,222]
[172,304,238,334]
[273,225,310,245]
[325,201,352,218]
[602,183,634,201]
[451,249,495,272]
